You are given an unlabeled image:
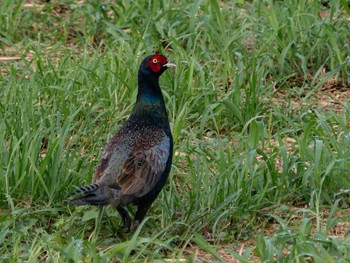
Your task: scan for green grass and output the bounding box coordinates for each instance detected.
[1,0,350,262]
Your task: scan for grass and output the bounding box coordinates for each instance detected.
[1,0,350,261]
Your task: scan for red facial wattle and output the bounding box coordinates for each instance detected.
[147,55,167,73]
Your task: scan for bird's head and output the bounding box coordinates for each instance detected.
[140,54,176,77]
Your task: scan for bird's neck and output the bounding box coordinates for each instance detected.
[137,71,164,103]
[130,72,169,126]
[130,100,169,129]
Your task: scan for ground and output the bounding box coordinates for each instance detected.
[1,1,350,262]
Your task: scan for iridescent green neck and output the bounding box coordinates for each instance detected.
[138,92,162,104]
[137,67,164,104]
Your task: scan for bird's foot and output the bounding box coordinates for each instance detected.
[131,220,140,231]
[120,220,131,232]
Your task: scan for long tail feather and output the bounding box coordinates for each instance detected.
[67,194,110,206]
[65,183,109,206]
[65,183,100,199]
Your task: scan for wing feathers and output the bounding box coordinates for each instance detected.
[117,134,170,197]
[90,128,171,200]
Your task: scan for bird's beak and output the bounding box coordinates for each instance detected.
[163,60,177,68]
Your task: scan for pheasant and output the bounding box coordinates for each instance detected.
[66,54,176,231]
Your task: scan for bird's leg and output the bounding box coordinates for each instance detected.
[132,201,153,230]
[116,206,131,231]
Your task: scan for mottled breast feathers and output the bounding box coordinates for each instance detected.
[92,125,171,198]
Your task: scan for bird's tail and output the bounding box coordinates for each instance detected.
[65,183,110,206]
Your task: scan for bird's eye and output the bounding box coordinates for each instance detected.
[152,58,158,64]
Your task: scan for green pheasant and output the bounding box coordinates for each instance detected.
[66,54,176,231]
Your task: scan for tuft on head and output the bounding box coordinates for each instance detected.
[146,54,168,73]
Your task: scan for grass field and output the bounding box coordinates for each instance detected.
[1,0,350,262]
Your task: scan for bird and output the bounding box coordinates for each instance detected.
[66,54,176,231]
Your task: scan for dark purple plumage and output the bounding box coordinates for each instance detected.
[66,54,176,231]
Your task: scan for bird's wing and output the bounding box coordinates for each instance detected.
[93,152,112,183]
[116,131,170,197]
[93,131,130,184]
